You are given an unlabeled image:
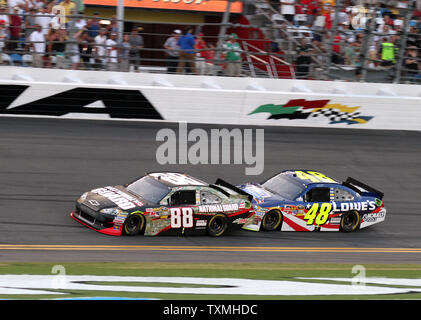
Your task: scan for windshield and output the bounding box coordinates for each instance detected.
[126,176,170,204]
[262,174,305,200]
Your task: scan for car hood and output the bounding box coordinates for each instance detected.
[79,185,152,212]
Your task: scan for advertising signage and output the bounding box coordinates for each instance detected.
[83,0,243,13]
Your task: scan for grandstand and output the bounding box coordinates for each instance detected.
[0,0,420,83]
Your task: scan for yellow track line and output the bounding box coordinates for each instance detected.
[0,245,420,253]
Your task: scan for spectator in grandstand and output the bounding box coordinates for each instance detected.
[195,33,216,75]
[87,12,100,39]
[195,32,210,75]
[379,37,396,67]
[73,13,87,30]
[163,29,180,74]
[48,28,67,69]
[280,0,295,23]
[403,45,420,81]
[223,33,242,77]
[94,27,107,70]
[35,7,52,35]
[105,31,118,71]
[8,6,21,51]
[0,6,9,29]
[340,22,356,41]
[176,26,196,75]
[331,32,344,64]
[61,0,76,26]
[106,15,118,34]
[377,24,396,43]
[320,0,335,14]
[128,26,144,72]
[29,24,45,68]
[29,25,46,68]
[0,19,7,65]
[68,27,83,70]
[295,37,312,78]
[78,30,94,69]
[344,40,361,66]
[24,8,38,46]
[300,0,321,25]
[120,33,130,72]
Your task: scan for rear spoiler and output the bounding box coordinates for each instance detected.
[343,177,384,200]
[212,179,254,202]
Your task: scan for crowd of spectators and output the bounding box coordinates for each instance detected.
[0,0,150,71]
[269,0,421,81]
[163,26,243,76]
[1,0,421,81]
[0,0,243,75]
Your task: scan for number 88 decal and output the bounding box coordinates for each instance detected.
[304,203,332,225]
[170,208,194,228]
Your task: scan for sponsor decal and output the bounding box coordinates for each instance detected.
[83,0,243,13]
[362,211,386,222]
[133,200,144,207]
[91,186,138,210]
[249,99,373,125]
[195,219,207,227]
[113,211,128,224]
[332,200,376,212]
[329,217,341,224]
[88,200,100,206]
[233,218,249,224]
[198,204,239,213]
[0,86,162,120]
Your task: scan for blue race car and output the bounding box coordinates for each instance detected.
[239,170,386,232]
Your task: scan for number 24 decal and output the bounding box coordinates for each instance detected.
[304,203,332,225]
[170,208,194,228]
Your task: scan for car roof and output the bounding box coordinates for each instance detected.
[147,172,208,187]
[269,170,340,186]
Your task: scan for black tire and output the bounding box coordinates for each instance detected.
[123,214,145,236]
[206,214,228,237]
[340,211,360,232]
[261,209,283,231]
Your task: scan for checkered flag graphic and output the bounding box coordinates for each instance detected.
[310,108,361,123]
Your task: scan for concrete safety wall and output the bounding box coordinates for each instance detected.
[0,66,420,131]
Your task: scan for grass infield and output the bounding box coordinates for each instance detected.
[0,262,420,300]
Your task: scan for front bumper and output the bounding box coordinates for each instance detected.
[71,204,123,236]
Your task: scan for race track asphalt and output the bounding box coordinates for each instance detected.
[0,117,420,263]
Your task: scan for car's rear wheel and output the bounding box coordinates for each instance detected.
[261,209,283,231]
[123,214,145,236]
[206,214,228,237]
[340,211,360,232]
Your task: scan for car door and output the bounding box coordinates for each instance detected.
[167,189,197,232]
[301,186,332,227]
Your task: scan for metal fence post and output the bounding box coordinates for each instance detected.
[394,0,416,83]
[213,0,233,75]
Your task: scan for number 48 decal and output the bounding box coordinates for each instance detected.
[170,208,194,228]
[304,203,332,225]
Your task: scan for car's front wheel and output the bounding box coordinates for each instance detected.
[123,214,145,236]
[261,209,283,231]
[206,214,228,237]
[340,211,360,232]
